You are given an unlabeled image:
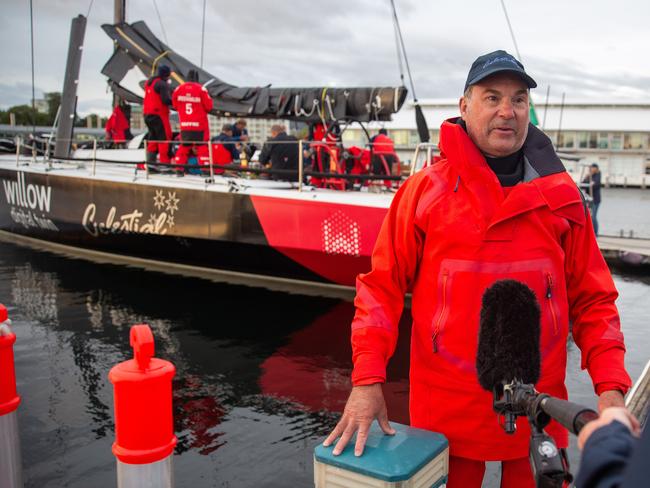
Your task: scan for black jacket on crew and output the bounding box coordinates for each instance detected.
[259,132,300,180]
[582,172,602,204]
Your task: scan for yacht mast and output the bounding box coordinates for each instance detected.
[112,0,125,108]
[53,15,87,160]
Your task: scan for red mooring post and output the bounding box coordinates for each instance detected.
[0,304,24,488]
[109,324,176,488]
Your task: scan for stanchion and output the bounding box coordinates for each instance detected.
[15,136,21,167]
[109,324,176,488]
[207,141,215,181]
[298,139,303,192]
[0,304,24,488]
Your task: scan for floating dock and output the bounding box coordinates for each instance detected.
[598,235,650,265]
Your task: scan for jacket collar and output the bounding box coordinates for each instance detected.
[439,117,565,178]
[438,118,585,233]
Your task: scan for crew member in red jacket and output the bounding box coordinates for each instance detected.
[172,69,213,170]
[370,128,399,175]
[143,65,173,168]
[105,102,132,148]
[323,50,633,488]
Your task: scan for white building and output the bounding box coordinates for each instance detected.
[129,106,286,143]
[342,99,650,187]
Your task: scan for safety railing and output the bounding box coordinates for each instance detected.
[8,135,406,192]
[409,142,439,177]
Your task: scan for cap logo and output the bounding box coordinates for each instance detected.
[482,56,520,69]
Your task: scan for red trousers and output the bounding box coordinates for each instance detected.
[447,456,534,488]
[174,130,210,166]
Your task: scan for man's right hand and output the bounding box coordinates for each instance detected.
[322,383,395,457]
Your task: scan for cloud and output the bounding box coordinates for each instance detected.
[0,83,45,109]
[1,0,648,117]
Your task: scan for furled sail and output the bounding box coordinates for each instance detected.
[102,21,407,122]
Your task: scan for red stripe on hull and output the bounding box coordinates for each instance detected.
[250,195,387,286]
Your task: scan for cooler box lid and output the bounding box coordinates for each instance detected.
[314,421,448,482]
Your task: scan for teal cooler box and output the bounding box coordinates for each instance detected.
[314,422,448,488]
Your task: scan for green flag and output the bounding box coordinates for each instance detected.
[529,100,539,126]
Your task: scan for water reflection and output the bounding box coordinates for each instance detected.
[11,264,59,323]
[1,242,347,486]
[259,300,411,425]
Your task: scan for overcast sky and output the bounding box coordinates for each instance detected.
[2,0,649,116]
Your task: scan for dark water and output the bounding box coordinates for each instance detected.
[1,238,648,487]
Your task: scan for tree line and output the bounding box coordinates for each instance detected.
[0,92,107,128]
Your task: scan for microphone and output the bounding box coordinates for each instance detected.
[476,279,541,392]
[476,280,598,435]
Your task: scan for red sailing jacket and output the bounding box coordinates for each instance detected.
[351,119,631,460]
[105,105,130,143]
[172,81,213,133]
[143,76,170,117]
[372,134,396,155]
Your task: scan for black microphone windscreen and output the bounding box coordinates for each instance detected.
[476,279,541,392]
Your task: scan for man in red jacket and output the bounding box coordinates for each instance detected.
[172,69,214,172]
[143,65,173,168]
[324,50,633,488]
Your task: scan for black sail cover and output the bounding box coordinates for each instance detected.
[102,21,407,122]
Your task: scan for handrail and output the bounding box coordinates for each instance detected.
[409,142,438,176]
[15,136,20,167]
[13,135,407,188]
[298,139,303,192]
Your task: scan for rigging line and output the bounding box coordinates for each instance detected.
[389,0,418,101]
[391,6,405,86]
[152,0,169,46]
[86,0,95,19]
[499,0,523,63]
[200,0,207,68]
[29,0,36,140]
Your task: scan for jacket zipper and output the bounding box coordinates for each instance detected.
[432,270,449,353]
[546,273,558,335]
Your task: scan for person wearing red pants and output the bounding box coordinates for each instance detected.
[172,69,213,173]
[143,65,173,170]
[323,50,633,487]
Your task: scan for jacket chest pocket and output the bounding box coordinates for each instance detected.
[429,259,564,374]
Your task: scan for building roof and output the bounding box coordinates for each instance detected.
[373,99,650,133]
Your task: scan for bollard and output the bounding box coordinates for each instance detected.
[109,324,176,488]
[314,422,448,488]
[0,304,24,488]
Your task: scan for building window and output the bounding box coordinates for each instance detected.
[577,132,589,149]
[429,130,440,145]
[409,130,420,146]
[588,132,598,149]
[624,132,647,150]
[610,133,622,150]
[557,132,574,149]
[598,132,609,149]
[391,130,409,146]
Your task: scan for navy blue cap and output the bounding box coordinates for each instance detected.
[464,50,536,91]
[157,65,171,78]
